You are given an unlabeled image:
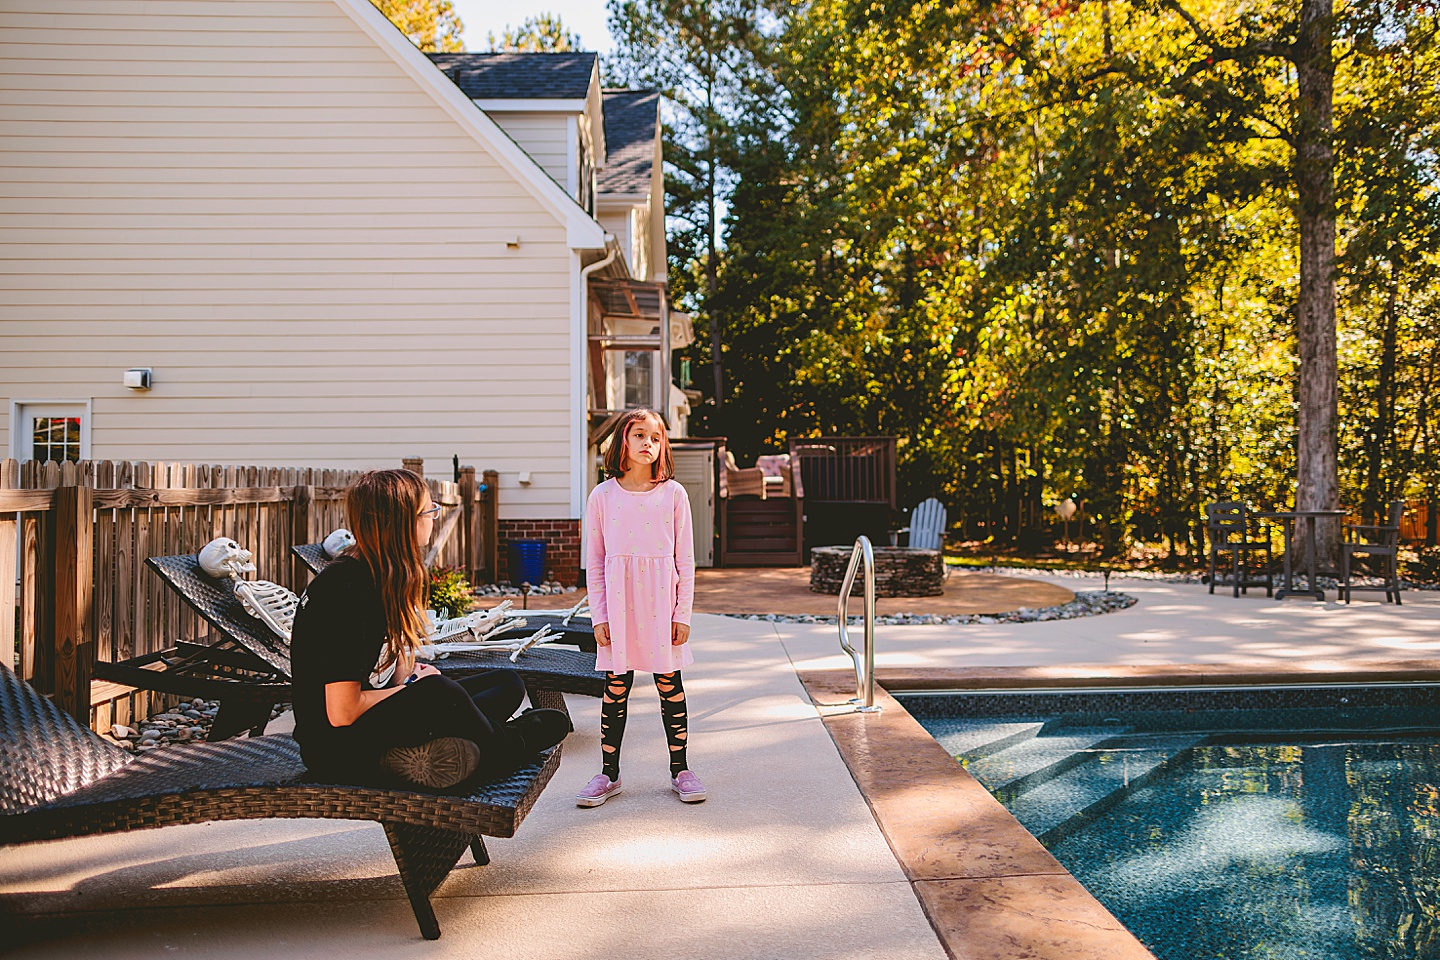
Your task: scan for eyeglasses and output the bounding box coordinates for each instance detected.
[418,503,442,520]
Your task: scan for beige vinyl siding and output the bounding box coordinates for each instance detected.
[597,209,635,274]
[483,111,572,196]
[0,0,583,519]
[648,132,668,280]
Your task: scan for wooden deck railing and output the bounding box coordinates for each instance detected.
[787,437,897,508]
[1,458,497,730]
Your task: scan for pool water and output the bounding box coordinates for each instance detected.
[903,686,1440,960]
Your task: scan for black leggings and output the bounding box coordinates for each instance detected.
[600,670,689,779]
[316,669,530,783]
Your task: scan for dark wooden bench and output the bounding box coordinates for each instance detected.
[90,553,604,740]
[0,660,559,939]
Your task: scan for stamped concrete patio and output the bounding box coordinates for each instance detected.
[3,572,1439,959]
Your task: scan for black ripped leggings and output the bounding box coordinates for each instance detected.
[312,669,531,784]
[599,670,689,780]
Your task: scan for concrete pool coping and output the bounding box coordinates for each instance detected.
[797,659,1440,960]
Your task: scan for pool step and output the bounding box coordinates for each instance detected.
[924,719,1051,763]
[1003,734,1206,845]
[965,727,1135,803]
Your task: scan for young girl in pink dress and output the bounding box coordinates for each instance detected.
[576,408,705,806]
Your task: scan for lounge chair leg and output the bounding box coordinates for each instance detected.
[382,821,472,940]
[470,837,490,865]
[527,685,568,716]
[209,698,276,741]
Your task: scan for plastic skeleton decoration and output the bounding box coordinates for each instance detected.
[197,538,299,641]
[195,537,560,684]
[559,596,590,625]
[370,602,560,687]
[321,528,355,559]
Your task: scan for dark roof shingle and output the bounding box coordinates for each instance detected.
[426,52,597,100]
[599,90,660,197]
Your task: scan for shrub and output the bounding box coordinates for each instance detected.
[428,566,476,618]
[1403,546,1440,586]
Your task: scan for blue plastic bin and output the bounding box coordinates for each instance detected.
[508,539,547,585]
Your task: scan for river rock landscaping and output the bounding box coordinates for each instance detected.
[725,589,1137,625]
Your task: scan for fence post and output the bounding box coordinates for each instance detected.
[291,484,314,589]
[0,460,16,675]
[459,466,479,583]
[53,483,94,722]
[403,457,424,477]
[482,469,499,582]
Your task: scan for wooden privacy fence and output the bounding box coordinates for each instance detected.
[1,458,497,730]
[1400,498,1439,546]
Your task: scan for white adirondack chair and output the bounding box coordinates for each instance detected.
[903,498,948,551]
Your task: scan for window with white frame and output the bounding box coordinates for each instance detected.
[11,402,89,463]
[623,351,654,409]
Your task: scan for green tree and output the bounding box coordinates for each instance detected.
[370,0,464,53]
[606,0,771,427]
[643,0,1440,559]
[488,13,583,52]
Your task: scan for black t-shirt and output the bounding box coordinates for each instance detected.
[289,556,389,765]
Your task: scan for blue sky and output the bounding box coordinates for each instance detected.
[450,0,615,54]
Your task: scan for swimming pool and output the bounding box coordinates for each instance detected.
[901,685,1440,960]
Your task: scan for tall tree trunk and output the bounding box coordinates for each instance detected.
[1293,0,1339,568]
[705,41,724,416]
[1364,279,1400,523]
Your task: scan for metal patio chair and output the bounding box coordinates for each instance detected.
[1205,501,1273,597]
[1341,500,1405,604]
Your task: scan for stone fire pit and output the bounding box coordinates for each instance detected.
[809,545,945,598]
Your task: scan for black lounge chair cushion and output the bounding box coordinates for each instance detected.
[147,554,292,677]
[291,542,335,576]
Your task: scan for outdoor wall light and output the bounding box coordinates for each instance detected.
[123,368,153,391]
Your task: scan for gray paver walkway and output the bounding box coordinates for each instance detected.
[3,574,1438,957]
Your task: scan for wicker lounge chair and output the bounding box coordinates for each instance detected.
[0,660,558,940]
[92,554,604,740]
[292,542,598,653]
[290,540,338,575]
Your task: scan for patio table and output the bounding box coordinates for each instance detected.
[1254,509,1348,600]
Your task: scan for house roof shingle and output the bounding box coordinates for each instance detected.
[426,52,598,100]
[599,90,660,197]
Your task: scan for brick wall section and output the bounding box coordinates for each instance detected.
[497,518,582,585]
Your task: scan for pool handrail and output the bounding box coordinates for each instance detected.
[836,535,881,713]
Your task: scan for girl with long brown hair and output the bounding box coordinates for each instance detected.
[290,469,570,789]
[575,408,705,806]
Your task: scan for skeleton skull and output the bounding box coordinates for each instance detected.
[322,528,356,558]
[198,537,256,579]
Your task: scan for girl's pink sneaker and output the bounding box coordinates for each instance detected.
[670,770,707,802]
[576,774,622,807]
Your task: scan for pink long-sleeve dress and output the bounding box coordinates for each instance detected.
[585,477,696,674]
